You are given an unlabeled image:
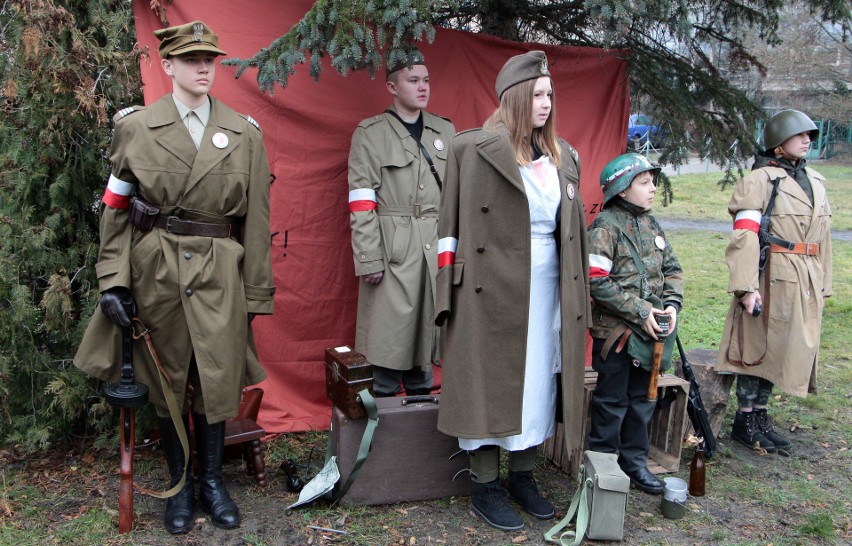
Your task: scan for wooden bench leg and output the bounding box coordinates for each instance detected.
[243,438,267,487]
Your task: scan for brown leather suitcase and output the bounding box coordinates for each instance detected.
[325,346,373,419]
[332,394,471,505]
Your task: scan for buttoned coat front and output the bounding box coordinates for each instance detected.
[349,108,456,371]
[716,164,832,397]
[74,95,275,423]
[435,127,591,455]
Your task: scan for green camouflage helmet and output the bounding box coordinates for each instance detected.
[600,153,661,205]
[763,109,819,150]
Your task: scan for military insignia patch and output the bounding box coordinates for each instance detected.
[113,106,137,121]
[540,59,549,75]
[193,23,204,42]
[246,115,261,131]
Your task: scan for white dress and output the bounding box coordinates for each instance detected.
[459,155,562,452]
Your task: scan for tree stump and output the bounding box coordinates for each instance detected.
[674,349,734,440]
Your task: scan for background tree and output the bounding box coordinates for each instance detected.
[227,0,851,185]
[0,0,143,450]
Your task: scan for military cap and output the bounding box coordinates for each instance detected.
[154,20,227,58]
[386,48,426,78]
[495,50,550,99]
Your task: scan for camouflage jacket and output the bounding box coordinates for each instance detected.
[588,200,683,340]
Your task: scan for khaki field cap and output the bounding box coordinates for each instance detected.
[386,48,426,77]
[495,50,550,99]
[155,20,227,58]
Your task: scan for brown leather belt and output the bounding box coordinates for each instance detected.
[152,215,233,238]
[770,242,819,256]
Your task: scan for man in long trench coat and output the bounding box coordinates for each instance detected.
[348,50,455,397]
[74,21,274,533]
[716,109,832,453]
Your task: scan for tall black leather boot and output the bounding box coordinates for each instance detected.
[159,415,195,534]
[194,413,240,529]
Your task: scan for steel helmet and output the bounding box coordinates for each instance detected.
[600,153,661,205]
[763,109,819,150]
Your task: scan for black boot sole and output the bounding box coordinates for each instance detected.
[470,506,524,531]
[732,433,776,452]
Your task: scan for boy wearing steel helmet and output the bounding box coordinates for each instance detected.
[716,109,832,453]
[587,153,684,494]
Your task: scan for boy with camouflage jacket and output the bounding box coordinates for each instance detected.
[587,153,683,494]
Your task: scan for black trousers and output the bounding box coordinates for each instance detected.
[587,337,656,474]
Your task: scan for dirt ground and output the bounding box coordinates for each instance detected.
[3,419,849,546]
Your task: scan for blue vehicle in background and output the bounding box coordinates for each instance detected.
[627,113,662,149]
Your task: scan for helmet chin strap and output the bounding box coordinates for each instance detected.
[774,146,800,162]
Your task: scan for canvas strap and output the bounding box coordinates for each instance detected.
[544,464,592,545]
[327,388,378,504]
[131,318,190,499]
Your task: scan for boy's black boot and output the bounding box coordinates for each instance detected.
[194,413,240,529]
[471,479,524,531]
[732,410,776,452]
[159,416,195,534]
[753,408,791,450]
[507,470,555,519]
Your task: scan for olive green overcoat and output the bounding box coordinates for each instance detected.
[74,95,274,423]
[348,107,456,371]
[435,126,591,457]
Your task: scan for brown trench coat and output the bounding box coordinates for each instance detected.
[716,165,833,397]
[348,108,456,370]
[74,95,275,423]
[435,127,591,451]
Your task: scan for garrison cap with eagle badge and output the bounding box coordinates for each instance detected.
[154,20,227,58]
[495,50,551,99]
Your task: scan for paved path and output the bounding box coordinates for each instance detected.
[659,218,852,242]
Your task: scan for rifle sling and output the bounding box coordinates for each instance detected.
[384,109,442,190]
[132,318,190,499]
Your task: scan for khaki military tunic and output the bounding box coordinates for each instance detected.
[716,165,832,397]
[348,107,455,371]
[74,95,275,423]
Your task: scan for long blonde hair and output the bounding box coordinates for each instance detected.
[483,77,562,167]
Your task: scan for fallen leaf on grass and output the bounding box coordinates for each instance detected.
[639,511,653,517]
[1,498,12,517]
[511,534,528,543]
[807,474,814,480]
[409,537,416,545]
[645,526,663,532]
[396,508,408,515]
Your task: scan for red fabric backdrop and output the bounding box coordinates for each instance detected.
[131,0,630,433]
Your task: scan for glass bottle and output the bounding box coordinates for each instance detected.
[688,442,706,497]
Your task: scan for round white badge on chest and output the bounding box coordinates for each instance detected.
[566,184,575,200]
[655,236,665,250]
[212,132,229,149]
[434,139,445,151]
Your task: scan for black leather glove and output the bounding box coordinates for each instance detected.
[100,287,135,327]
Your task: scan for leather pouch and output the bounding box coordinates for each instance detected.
[128,197,160,231]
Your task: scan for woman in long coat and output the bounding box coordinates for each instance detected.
[716,109,832,453]
[435,51,590,531]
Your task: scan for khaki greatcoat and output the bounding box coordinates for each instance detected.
[74,95,275,423]
[435,127,591,453]
[349,107,456,371]
[716,164,833,397]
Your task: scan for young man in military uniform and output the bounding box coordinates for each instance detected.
[74,21,274,533]
[347,50,456,397]
[716,109,832,454]
[587,153,683,494]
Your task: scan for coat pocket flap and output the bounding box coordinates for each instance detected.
[452,261,464,286]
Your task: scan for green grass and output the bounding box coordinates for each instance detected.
[656,161,852,231]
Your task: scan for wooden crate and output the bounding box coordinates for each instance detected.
[541,370,690,478]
